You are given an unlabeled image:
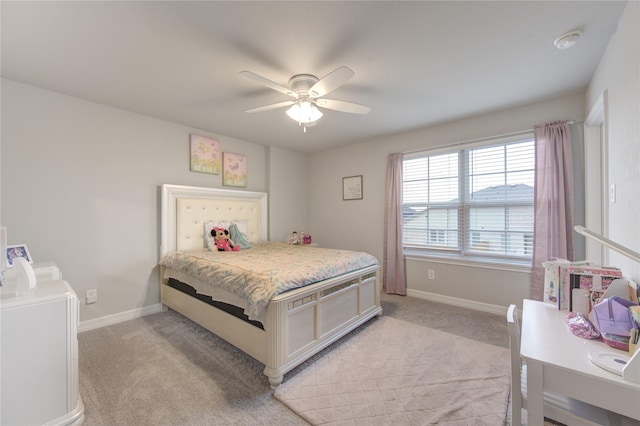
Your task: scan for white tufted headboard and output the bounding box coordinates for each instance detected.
[160,184,268,257]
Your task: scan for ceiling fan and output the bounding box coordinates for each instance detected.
[240,66,371,131]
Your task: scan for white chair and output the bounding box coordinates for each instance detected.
[507,304,613,426]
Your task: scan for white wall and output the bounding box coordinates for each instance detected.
[0,79,289,322]
[586,1,640,283]
[308,93,586,311]
[267,146,309,243]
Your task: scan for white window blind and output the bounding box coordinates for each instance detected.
[403,135,535,263]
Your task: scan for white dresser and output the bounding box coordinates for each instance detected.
[1,263,84,425]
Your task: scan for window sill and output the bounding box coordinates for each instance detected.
[403,249,532,274]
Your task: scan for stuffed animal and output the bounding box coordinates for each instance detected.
[211,227,240,251]
[287,231,300,245]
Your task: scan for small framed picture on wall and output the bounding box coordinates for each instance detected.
[342,175,363,200]
[223,152,247,187]
[190,134,221,175]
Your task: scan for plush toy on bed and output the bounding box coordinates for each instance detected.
[211,227,240,251]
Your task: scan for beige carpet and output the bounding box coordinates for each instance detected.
[274,316,511,425]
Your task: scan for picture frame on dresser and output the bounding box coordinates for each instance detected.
[6,244,32,267]
[0,227,6,271]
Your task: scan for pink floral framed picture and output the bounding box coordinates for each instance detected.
[190,134,221,175]
[222,152,247,187]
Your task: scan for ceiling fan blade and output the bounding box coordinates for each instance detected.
[240,71,295,97]
[316,99,371,114]
[244,100,295,114]
[309,66,355,97]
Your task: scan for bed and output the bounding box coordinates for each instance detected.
[159,184,382,388]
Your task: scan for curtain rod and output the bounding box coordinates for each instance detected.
[401,121,580,156]
[574,226,640,263]
[402,129,533,155]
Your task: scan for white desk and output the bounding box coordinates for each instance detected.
[520,299,640,424]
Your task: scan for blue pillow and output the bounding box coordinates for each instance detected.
[229,223,251,249]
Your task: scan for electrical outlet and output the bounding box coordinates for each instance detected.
[86,289,98,304]
[428,270,435,280]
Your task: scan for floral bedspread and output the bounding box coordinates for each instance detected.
[159,242,378,320]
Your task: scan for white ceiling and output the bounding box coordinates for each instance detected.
[0,1,627,153]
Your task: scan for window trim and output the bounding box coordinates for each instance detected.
[402,131,535,266]
[404,250,533,273]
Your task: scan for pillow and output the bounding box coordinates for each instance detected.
[204,221,229,251]
[229,223,251,249]
[230,220,249,240]
[204,220,251,251]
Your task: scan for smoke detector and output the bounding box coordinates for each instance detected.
[554,31,583,50]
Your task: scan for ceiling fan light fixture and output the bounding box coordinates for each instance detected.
[286,100,323,124]
[240,66,370,131]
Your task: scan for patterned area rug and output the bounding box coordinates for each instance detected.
[274,316,511,425]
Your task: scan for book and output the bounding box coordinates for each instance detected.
[542,259,571,306]
[565,266,622,312]
[550,260,588,310]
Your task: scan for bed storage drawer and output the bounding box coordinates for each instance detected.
[319,286,359,338]
[281,269,379,361]
[360,277,377,314]
[287,305,316,355]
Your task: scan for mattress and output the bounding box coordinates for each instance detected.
[167,278,265,329]
[159,242,379,321]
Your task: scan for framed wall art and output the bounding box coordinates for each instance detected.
[343,175,363,200]
[190,134,221,175]
[222,152,247,187]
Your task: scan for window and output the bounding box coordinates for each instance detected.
[403,135,534,263]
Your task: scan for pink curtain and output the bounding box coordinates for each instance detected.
[383,153,406,295]
[531,121,575,300]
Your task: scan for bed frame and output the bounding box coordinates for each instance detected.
[159,184,382,388]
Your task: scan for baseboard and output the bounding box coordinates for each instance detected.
[406,289,508,316]
[79,303,163,333]
[79,293,506,332]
